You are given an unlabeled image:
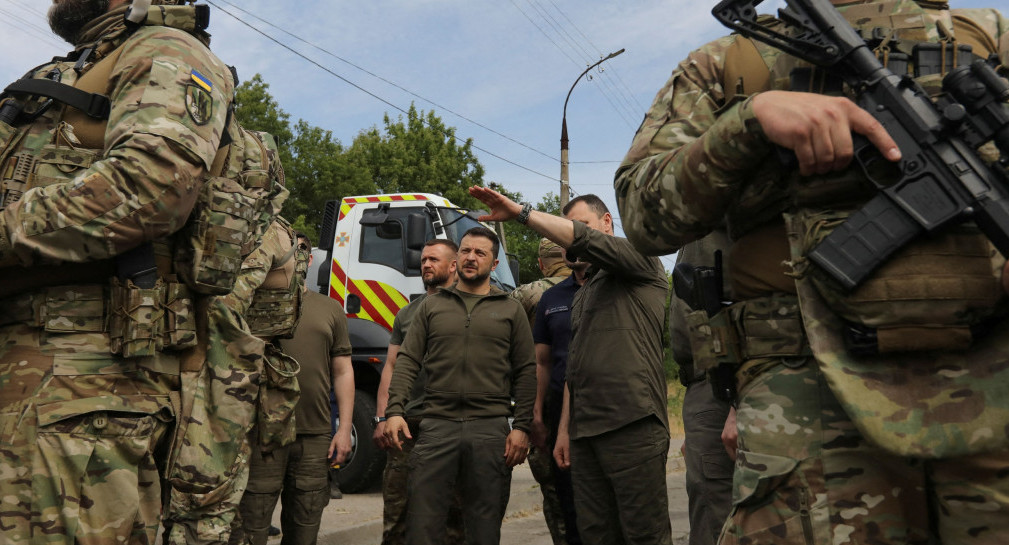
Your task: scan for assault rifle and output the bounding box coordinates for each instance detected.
[672,251,737,402]
[712,0,1009,289]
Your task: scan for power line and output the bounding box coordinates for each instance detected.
[510,0,638,129]
[212,0,562,165]
[206,0,559,183]
[544,0,647,114]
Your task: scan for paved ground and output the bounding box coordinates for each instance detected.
[298,437,690,545]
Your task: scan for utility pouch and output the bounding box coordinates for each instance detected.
[257,344,300,454]
[42,284,106,333]
[797,208,1005,353]
[174,176,260,295]
[109,277,165,357]
[162,280,197,350]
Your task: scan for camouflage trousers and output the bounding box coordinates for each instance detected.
[381,417,464,545]
[721,357,1009,545]
[0,322,177,544]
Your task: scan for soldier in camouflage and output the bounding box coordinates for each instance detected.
[669,231,734,545]
[0,1,268,543]
[510,238,573,545]
[615,1,1009,543]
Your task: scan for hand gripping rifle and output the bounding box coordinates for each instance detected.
[712,0,1009,289]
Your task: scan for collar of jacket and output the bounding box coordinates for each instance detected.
[438,283,509,300]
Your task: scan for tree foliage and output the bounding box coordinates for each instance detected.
[231,75,549,277]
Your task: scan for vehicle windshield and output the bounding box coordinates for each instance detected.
[440,208,517,291]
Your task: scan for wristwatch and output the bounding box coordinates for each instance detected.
[373,416,387,424]
[516,202,533,224]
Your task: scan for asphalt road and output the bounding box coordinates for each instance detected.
[304,437,690,545]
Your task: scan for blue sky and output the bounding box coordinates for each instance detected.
[0,0,998,268]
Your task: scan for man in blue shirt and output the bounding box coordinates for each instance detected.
[531,249,589,545]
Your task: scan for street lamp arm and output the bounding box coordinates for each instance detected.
[560,48,625,207]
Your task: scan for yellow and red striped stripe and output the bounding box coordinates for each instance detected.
[338,194,432,220]
[329,257,409,331]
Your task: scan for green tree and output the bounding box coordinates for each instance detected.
[345,104,485,210]
[492,188,561,283]
[232,75,372,241]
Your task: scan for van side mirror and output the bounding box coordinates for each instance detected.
[406,213,428,251]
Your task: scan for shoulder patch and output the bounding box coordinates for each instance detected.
[185,70,214,125]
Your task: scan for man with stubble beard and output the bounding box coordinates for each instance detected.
[372,239,465,545]
[384,227,536,545]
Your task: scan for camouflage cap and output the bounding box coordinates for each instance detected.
[538,238,563,260]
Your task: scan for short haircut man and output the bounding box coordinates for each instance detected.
[468,186,672,545]
[383,227,536,544]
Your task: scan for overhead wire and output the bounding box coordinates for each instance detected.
[525,0,641,123]
[545,0,647,114]
[515,0,638,129]
[205,0,559,184]
[212,0,561,165]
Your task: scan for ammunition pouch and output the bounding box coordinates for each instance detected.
[0,280,198,356]
[796,208,1006,354]
[0,119,26,208]
[686,294,811,401]
[257,343,300,454]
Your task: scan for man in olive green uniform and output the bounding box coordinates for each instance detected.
[232,232,353,545]
[0,1,261,543]
[373,238,464,545]
[614,1,1009,543]
[511,238,574,545]
[384,227,536,545]
[469,188,671,545]
[669,231,734,545]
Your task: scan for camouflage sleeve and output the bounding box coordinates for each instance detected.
[0,26,233,266]
[509,283,538,326]
[613,35,773,255]
[219,221,280,316]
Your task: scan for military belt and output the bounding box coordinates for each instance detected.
[686,293,812,376]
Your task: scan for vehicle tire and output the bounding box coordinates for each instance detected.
[333,390,387,493]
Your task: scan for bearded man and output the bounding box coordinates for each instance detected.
[384,227,536,545]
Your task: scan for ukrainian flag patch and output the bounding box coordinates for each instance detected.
[190,69,213,92]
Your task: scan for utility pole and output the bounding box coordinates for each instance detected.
[560,48,625,208]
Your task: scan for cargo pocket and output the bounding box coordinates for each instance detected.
[256,344,300,454]
[34,396,174,540]
[723,450,827,545]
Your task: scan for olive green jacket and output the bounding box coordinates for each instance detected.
[566,221,669,439]
[386,285,537,432]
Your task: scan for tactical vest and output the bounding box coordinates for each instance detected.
[0,5,286,357]
[245,217,308,340]
[718,1,1009,355]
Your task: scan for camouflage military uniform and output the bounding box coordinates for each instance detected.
[0,3,270,544]
[224,218,308,545]
[669,231,734,545]
[509,238,573,545]
[615,2,1009,544]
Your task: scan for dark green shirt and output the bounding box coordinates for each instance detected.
[390,294,429,417]
[279,290,352,435]
[566,221,669,439]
